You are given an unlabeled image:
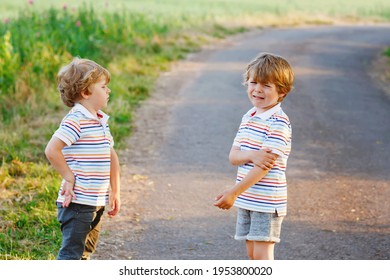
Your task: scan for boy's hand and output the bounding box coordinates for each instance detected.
[214,189,238,210]
[108,193,120,217]
[60,179,76,207]
[250,148,277,170]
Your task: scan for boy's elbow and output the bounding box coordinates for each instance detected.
[229,146,241,166]
[45,143,58,162]
[228,154,234,165]
[229,155,239,166]
[44,145,53,161]
[45,137,66,162]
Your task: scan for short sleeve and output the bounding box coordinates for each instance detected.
[232,115,247,147]
[53,114,81,146]
[106,124,114,148]
[232,127,242,147]
[262,117,291,157]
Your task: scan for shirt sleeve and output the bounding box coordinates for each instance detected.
[106,124,114,148]
[262,117,291,157]
[53,114,81,146]
[232,115,246,147]
[232,130,241,147]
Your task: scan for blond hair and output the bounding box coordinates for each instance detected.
[243,53,294,101]
[57,57,110,107]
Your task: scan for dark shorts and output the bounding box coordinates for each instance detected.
[57,202,105,260]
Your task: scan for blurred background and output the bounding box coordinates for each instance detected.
[0,0,389,260]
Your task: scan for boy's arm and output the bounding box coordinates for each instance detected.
[108,147,121,217]
[229,146,276,170]
[214,154,278,210]
[45,136,76,207]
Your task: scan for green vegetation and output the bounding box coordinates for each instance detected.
[1,0,389,260]
[0,159,61,259]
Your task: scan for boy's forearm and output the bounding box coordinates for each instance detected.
[110,148,120,194]
[230,165,268,196]
[229,148,253,166]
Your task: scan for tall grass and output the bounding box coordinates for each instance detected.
[1,0,389,260]
[0,5,204,161]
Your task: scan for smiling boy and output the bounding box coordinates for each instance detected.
[214,53,294,260]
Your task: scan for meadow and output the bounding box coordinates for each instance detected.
[0,0,389,259]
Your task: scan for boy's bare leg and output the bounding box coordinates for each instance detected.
[246,240,254,259]
[246,240,275,260]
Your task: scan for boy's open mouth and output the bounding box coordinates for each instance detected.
[252,95,264,100]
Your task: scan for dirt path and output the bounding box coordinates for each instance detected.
[94,25,390,260]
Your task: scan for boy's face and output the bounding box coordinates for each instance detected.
[247,76,284,113]
[84,77,111,111]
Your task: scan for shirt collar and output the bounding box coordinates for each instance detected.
[246,103,282,120]
[72,103,110,125]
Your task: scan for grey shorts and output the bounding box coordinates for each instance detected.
[235,208,284,243]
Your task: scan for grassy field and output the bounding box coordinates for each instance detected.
[1,0,390,260]
[2,0,390,21]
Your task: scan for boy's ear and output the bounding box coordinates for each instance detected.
[278,92,286,100]
[80,90,90,100]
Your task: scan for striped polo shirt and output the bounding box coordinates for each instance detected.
[232,103,291,216]
[53,103,114,206]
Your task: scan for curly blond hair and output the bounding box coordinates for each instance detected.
[243,53,294,101]
[57,57,110,107]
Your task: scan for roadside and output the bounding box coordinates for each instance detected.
[370,49,390,98]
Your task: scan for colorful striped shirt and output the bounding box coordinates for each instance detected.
[232,103,291,216]
[53,103,114,206]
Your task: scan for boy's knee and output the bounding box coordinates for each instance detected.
[252,251,268,260]
[252,241,275,260]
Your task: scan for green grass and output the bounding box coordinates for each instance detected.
[0,159,61,259]
[1,0,390,260]
[2,0,390,21]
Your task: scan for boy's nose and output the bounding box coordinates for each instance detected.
[255,84,263,92]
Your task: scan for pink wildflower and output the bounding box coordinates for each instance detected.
[63,4,68,10]
[28,0,34,5]
[4,18,9,24]
[76,20,81,27]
